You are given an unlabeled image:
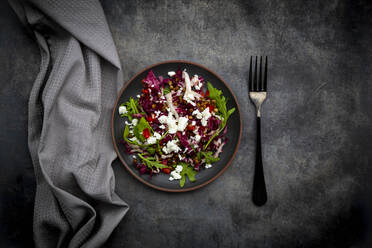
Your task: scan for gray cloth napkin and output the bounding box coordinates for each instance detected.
[8,0,129,247]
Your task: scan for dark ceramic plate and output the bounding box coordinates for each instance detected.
[111,61,242,192]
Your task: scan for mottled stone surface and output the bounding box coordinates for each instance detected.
[1,0,371,247]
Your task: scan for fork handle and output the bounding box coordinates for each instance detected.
[252,116,267,206]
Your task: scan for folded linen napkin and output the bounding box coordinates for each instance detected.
[8,0,129,247]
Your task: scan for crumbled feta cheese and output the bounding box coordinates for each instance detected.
[192,109,203,119]
[158,115,168,124]
[205,164,212,169]
[168,121,178,134]
[159,113,178,134]
[177,116,189,132]
[132,155,136,159]
[178,154,183,160]
[132,118,138,126]
[159,125,166,129]
[201,108,211,126]
[194,134,201,142]
[129,137,138,142]
[162,140,181,154]
[169,177,175,181]
[170,170,182,180]
[201,119,208,126]
[147,136,157,145]
[175,165,183,173]
[168,71,176,77]
[125,121,129,125]
[118,106,127,115]
[191,121,196,125]
[136,94,140,98]
[153,132,162,139]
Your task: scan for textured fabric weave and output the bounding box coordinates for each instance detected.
[8,0,129,247]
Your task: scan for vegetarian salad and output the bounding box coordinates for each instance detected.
[118,69,235,187]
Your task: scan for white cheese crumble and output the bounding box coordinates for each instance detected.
[146,131,163,145]
[147,136,157,145]
[201,108,211,126]
[132,118,138,126]
[169,165,183,181]
[162,140,181,154]
[175,165,183,172]
[194,134,201,143]
[153,132,162,139]
[205,164,212,169]
[136,94,140,98]
[169,170,181,180]
[158,113,178,134]
[177,116,189,132]
[192,109,203,119]
[118,106,127,115]
[168,71,176,77]
[159,125,166,129]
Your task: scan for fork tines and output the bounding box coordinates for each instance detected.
[249,56,268,92]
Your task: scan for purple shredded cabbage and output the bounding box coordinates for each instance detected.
[177,132,190,148]
[143,70,161,91]
[208,116,221,130]
[139,96,154,113]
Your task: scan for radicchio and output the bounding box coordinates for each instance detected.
[208,116,221,130]
[143,70,161,91]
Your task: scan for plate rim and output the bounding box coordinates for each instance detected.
[111,60,242,192]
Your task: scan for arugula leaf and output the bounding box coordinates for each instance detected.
[156,142,163,155]
[204,82,236,149]
[120,97,140,121]
[179,163,197,187]
[199,151,220,164]
[138,154,166,170]
[123,125,141,145]
[147,146,156,155]
[133,117,153,142]
[163,86,171,95]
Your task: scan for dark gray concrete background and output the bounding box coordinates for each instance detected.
[1,0,371,247]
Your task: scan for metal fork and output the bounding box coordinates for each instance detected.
[249,56,268,206]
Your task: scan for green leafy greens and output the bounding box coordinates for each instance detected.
[120,97,140,121]
[163,86,171,95]
[204,82,236,149]
[138,154,166,170]
[199,151,220,164]
[179,163,197,187]
[133,117,153,143]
